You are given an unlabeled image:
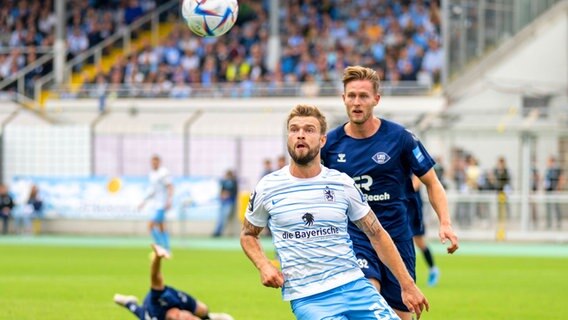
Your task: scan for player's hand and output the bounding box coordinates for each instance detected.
[258,261,284,288]
[164,201,172,211]
[401,283,429,319]
[439,223,459,254]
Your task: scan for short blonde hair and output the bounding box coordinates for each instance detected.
[287,104,327,134]
[342,65,380,94]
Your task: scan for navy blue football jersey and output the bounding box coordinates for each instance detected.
[321,119,435,242]
[141,286,197,320]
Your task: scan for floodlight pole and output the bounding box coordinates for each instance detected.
[266,0,280,72]
[441,0,450,89]
[54,0,66,85]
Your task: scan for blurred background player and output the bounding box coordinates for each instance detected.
[0,184,14,235]
[114,243,233,320]
[16,184,43,235]
[261,158,273,178]
[544,155,565,229]
[212,169,238,237]
[27,185,44,235]
[276,155,287,170]
[408,175,440,287]
[139,155,174,253]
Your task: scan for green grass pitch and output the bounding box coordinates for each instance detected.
[0,238,567,319]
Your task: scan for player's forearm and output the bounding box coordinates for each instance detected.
[143,188,155,202]
[427,182,451,226]
[240,233,271,271]
[166,185,174,203]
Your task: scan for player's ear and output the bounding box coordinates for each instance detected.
[320,134,327,148]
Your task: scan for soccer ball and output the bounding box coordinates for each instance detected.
[181,0,239,37]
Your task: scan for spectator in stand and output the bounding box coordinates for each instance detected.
[124,0,144,25]
[421,38,443,84]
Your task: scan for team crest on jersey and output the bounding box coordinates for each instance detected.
[372,152,391,164]
[337,153,346,162]
[302,213,314,226]
[323,186,335,202]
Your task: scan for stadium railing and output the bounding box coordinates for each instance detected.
[48,80,433,99]
[0,53,53,94]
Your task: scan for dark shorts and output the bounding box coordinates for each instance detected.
[408,205,425,236]
[354,239,416,312]
[408,193,425,236]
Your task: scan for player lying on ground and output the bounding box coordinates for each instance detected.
[114,244,233,320]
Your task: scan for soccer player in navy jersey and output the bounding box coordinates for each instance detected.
[241,104,428,319]
[113,244,233,320]
[321,65,458,320]
[407,175,440,287]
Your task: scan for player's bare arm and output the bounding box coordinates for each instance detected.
[419,169,459,253]
[354,211,430,319]
[240,219,284,288]
[150,244,167,290]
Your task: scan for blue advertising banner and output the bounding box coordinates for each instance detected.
[10,176,221,221]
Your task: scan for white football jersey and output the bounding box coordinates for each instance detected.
[146,166,172,210]
[245,165,370,301]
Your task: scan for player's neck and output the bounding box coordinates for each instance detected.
[345,117,381,138]
[289,160,322,179]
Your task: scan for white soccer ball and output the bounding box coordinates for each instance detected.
[181,0,239,37]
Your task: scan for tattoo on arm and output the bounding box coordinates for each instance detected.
[242,219,264,238]
[353,212,382,237]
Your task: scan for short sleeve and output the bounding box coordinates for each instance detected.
[161,168,173,185]
[244,186,269,228]
[402,131,434,177]
[343,175,371,221]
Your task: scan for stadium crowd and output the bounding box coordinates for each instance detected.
[1,0,445,98]
[83,0,444,98]
[0,0,166,93]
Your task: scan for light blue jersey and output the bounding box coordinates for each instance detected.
[245,165,369,301]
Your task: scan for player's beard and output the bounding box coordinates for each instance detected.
[288,144,319,166]
[349,107,372,125]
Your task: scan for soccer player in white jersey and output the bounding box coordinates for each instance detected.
[241,104,429,320]
[139,155,174,253]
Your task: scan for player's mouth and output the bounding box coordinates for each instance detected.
[295,143,308,150]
